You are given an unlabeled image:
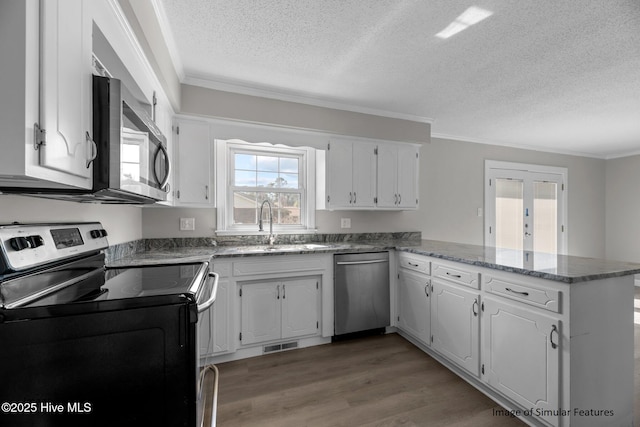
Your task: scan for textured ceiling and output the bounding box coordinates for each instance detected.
[157,0,640,158]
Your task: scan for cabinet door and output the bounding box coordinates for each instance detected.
[483,296,560,426]
[432,279,480,376]
[175,119,214,206]
[351,142,376,207]
[211,279,230,354]
[240,282,280,345]
[396,145,418,208]
[39,0,93,187]
[281,278,320,339]
[376,143,398,207]
[326,140,353,207]
[397,270,430,345]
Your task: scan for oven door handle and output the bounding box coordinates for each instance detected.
[197,272,219,313]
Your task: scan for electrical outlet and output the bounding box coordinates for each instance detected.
[477,208,483,217]
[180,218,195,231]
[341,218,351,229]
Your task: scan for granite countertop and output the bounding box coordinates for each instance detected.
[107,239,640,284]
[397,240,640,283]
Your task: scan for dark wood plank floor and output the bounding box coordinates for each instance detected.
[210,289,640,426]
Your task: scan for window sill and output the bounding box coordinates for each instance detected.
[214,229,319,236]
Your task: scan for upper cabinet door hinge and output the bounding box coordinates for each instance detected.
[561,225,565,232]
[239,288,243,297]
[374,147,378,155]
[374,197,378,204]
[562,183,565,191]
[327,143,330,150]
[34,123,46,150]
[489,178,492,186]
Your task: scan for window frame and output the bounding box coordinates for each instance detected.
[216,139,317,235]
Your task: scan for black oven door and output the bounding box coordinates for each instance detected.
[0,300,198,427]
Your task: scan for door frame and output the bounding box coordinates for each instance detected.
[484,160,568,255]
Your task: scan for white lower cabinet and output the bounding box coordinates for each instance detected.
[482,296,560,426]
[199,275,231,358]
[431,278,480,376]
[240,277,320,346]
[397,269,431,345]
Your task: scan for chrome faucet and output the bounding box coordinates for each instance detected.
[258,200,275,245]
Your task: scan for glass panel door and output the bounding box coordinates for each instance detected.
[495,178,524,251]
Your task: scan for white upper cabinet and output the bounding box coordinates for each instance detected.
[0,0,93,189]
[318,138,420,210]
[173,119,215,207]
[377,143,419,209]
[323,138,376,209]
[39,0,94,183]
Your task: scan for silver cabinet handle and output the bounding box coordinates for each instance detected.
[398,194,401,205]
[282,284,286,299]
[472,298,478,317]
[349,192,353,204]
[550,324,558,349]
[205,185,209,200]
[408,262,419,267]
[446,272,462,278]
[277,284,280,300]
[394,194,398,205]
[86,131,98,168]
[424,283,429,297]
[353,192,356,204]
[336,259,388,265]
[505,287,529,296]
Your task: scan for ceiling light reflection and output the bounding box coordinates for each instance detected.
[435,6,493,39]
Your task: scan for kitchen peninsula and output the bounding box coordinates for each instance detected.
[108,236,640,427]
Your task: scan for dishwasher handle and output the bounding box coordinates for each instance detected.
[336,259,389,266]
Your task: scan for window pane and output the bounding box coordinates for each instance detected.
[257,156,278,172]
[235,170,256,187]
[495,179,523,250]
[257,172,279,187]
[233,192,257,224]
[279,173,299,188]
[280,157,299,173]
[121,163,140,182]
[121,144,140,163]
[235,154,256,170]
[533,181,557,254]
[277,193,301,225]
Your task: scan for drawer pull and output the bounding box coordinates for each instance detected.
[424,283,430,297]
[408,262,419,267]
[472,299,478,317]
[550,324,558,349]
[505,287,529,296]
[445,272,462,278]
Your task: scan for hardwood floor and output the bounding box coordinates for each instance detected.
[211,289,640,426]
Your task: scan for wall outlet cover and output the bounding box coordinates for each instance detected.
[180,217,195,231]
[341,218,351,229]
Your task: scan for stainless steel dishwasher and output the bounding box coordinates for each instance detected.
[334,252,390,335]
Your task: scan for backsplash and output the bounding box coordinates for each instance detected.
[104,231,421,263]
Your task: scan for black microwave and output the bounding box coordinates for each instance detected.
[91,75,171,203]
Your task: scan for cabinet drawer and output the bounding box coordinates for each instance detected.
[212,262,231,277]
[432,262,479,289]
[483,275,560,313]
[398,253,430,275]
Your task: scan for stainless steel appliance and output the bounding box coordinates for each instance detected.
[0,76,171,204]
[334,252,390,336]
[0,222,218,426]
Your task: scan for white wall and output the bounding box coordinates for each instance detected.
[0,195,143,245]
[141,135,607,259]
[605,154,640,263]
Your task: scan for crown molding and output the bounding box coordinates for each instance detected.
[182,74,433,124]
[149,0,185,81]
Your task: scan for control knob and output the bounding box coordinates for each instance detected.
[9,235,43,251]
[90,229,108,238]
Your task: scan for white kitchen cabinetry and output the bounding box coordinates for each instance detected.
[0,0,94,190]
[376,143,419,209]
[397,269,431,346]
[240,277,320,346]
[173,119,215,206]
[482,295,560,426]
[323,139,376,208]
[431,278,480,376]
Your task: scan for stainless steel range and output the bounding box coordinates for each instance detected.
[0,222,218,427]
